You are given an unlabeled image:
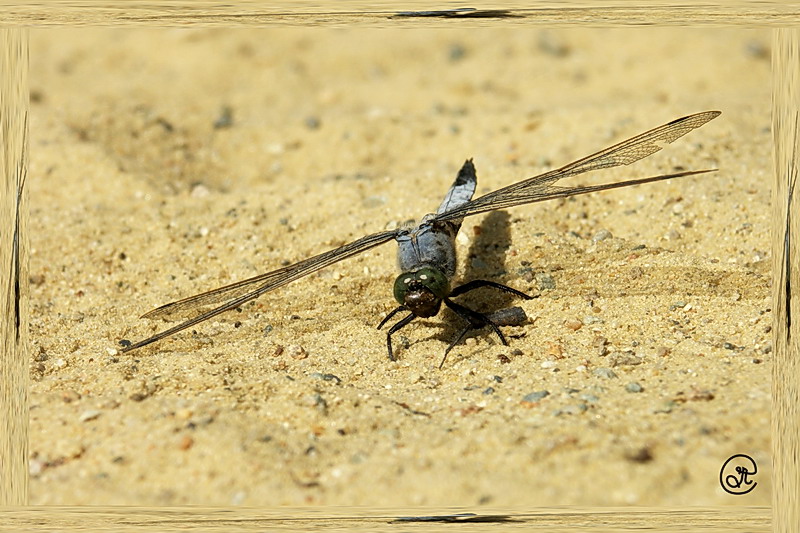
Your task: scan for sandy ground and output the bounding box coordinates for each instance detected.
[26,27,772,507]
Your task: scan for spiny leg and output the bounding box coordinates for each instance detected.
[441,298,508,368]
[378,305,407,330]
[440,325,472,369]
[385,312,416,361]
[449,279,534,300]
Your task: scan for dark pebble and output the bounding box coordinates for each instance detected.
[625,446,654,463]
[304,116,321,129]
[553,402,587,416]
[213,106,234,129]
[522,390,549,402]
[311,372,342,384]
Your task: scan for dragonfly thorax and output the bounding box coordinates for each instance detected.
[393,266,450,318]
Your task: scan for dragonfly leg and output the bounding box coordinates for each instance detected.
[440,324,472,369]
[385,312,416,361]
[441,298,508,367]
[378,305,408,330]
[449,279,534,300]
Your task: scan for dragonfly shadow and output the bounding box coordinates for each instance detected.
[460,210,519,305]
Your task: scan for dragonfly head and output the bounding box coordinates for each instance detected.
[393,266,450,318]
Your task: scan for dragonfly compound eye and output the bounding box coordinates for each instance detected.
[414,267,450,298]
[392,267,449,318]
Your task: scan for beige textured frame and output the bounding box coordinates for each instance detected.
[1,3,792,530]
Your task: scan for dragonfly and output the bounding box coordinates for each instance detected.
[121,110,721,367]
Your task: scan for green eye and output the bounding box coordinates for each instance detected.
[415,267,450,297]
[393,267,450,305]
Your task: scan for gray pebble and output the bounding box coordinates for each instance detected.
[448,43,467,61]
[592,229,612,243]
[578,393,600,404]
[522,390,550,403]
[535,272,556,290]
[304,116,321,129]
[213,106,234,129]
[653,400,677,414]
[554,402,587,416]
[310,372,342,384]
[626,382,644,393]
[593,367,618,379]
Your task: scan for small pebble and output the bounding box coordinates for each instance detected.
[191,184,210,198]
[565,319,583,331]
[362,195,386,208]
[522,390,550,403]
[592,229,612,243]
[625,446,654,463]
[483,387,495,395]
[448,42,467,61]
[541,360,559,370]
[553,403,587,416]
[62,390,81,403]
[213,106,234,129]
[609,352,643,367]
[626,382,644,393]
[178,435,194,451]
[578,393,600,404]
[311,372,342,384]
[304,116,321,129]
[287,345,308,360]
[546,342,563,357]
[538,30,570,57]
[593,367,618,379]
[655,346,671,357]
[535,273,556,290]
[79,410,102,423]
[654,400,677,414]
[593,336,609,356]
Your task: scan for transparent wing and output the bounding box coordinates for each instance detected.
[434,110,720,222]
[122,229,398,352]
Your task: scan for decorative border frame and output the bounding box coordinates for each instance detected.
[2,4,789,530]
